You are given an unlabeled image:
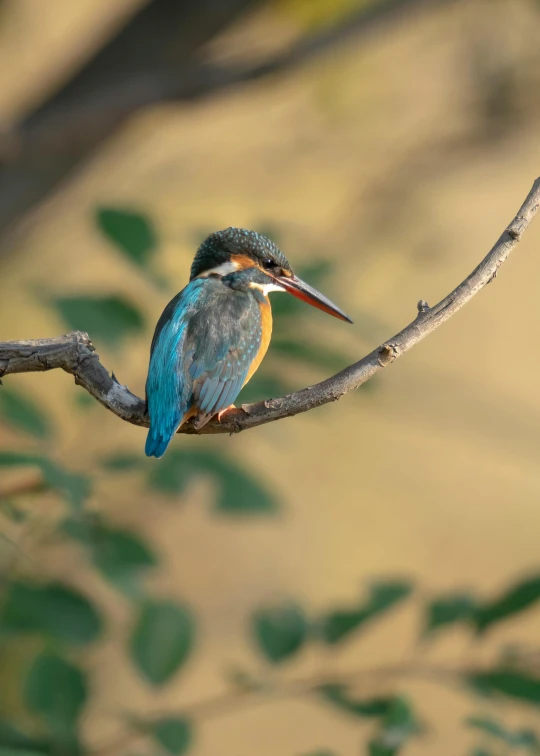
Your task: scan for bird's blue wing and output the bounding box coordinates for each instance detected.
[145,278,262,457]
[189,340,254,419]
[145,278,207,458]
[186,288,262,422]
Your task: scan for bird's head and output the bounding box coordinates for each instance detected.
[190,227,352,323]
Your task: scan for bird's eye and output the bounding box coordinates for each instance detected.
[261,258,274,270]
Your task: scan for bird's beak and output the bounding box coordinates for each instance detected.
[275,274,353,323]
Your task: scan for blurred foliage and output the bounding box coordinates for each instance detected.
[466,716,540,753]
[96,207,157,271]
[96,206,166,289]
[0,581,102,645]
[3,444,540,756]
[147,449,278,515]
[61,514,158,596]
[276,0,373,30]
[321,580,412,644]
[3,203,540,756]
[0,451,90,511]
[252,603,308,663]
[424,575,540,637]
[25,652,87,747]
[0,387,52,440]
[319,686,397,718]
[54,295,145,349]
[367,697,420,756]
[131,600,195,686]
[150,718,193,755]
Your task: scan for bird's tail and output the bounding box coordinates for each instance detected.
[145,406,198,458]
[145,427,175,459]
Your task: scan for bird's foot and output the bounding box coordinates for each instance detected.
[217,404,236,421]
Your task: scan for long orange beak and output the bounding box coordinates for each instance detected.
[276,274,353,323]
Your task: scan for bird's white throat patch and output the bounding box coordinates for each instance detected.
[249,281,286,296]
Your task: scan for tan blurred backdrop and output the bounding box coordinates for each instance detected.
[2,1,540,754]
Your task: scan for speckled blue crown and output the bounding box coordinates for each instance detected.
[190,227,291,279]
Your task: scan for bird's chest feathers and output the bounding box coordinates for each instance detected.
[245,297,272,385]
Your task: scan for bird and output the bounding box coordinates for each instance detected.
[144,227,352,458]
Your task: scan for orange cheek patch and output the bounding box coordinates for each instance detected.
[231,253,256,271]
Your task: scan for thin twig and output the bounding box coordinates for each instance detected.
[91,661,465,755]
[1,178,539,436]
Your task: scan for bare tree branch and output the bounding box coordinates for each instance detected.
[0,0,454,239]
[1,178,539,436]
[17,0,453,152]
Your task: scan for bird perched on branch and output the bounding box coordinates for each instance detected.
[145,228,352,458]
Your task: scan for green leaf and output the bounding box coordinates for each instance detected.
[424,592,479,636]
[62,517,157,595]
[214,461,276,514]
[0,387,52,439]
[469,670,540,706]
[40,464,90,511]
[0,452,90,510]
[101,453,142,471]
[147,451,193,495]
[130,600,195,686]
[272,338,348,373]
[319,685,394,718]
[0,451,41,469]
[96,207,157,269]
[53,295,145,348]
[475,575,540,634]
[0,581,101,645]
[148,450,277,515]
[252,603,307,663]
[466,715,540,750]
[92,526,157,594]
[426,575,540,639]
[25,653,87,735]
[0,721,52,756]
[368,697,420,756]
[74,391,96,411]
[236,374,293,404]
[368,743,395,756]
[321,580,412,644]
[151,718,192,755]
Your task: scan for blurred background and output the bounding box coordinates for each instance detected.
[2,1,540,755]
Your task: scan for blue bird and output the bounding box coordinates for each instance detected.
[145,228,352,458]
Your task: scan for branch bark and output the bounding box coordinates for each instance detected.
[1,178,539,436]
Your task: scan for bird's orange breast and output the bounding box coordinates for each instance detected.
[244,297,272,386]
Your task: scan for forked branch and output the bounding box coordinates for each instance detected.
[1,178,539,436]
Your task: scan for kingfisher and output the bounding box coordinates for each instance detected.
[145,227,352,458]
